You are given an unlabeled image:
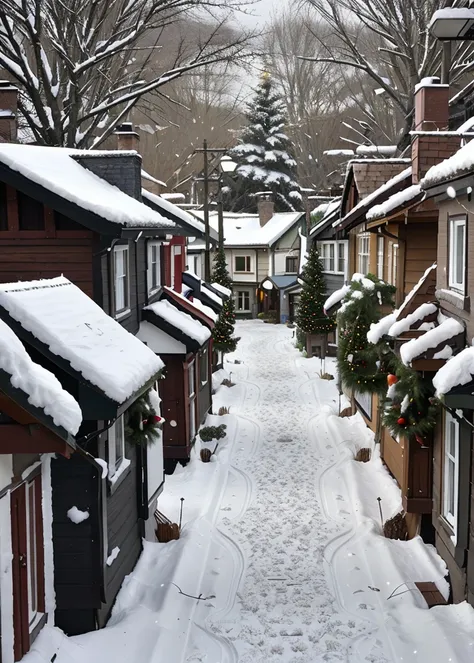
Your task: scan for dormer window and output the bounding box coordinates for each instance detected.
[113,245,130,317]
[147,241,161,294]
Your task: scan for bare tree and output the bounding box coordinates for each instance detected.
[0,0,256,147]
[300,0,474,148]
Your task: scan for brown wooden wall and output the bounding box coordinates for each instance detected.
[404,222,438,295]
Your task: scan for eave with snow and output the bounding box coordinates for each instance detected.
[142,188,216,241]
[0,277,164,421]
[182,271,226,314]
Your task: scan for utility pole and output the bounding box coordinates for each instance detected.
[202,140,211,281]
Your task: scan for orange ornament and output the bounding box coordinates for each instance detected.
[387,374,398,387]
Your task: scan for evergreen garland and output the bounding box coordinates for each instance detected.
[382,363,439,444]
[337,274,395,394]
[211,248,239,353]
[226,73,301,213]
[125,388,163,446]
[296,244,336,335]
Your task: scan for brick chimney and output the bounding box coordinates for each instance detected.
[411,77,460,183]
[0,81,18,142]
[257,194,274,226]
[114,122,140,152]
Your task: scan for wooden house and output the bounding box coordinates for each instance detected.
[414,112,474,606]
[189,200,305,321]
[0,318,80,662]
[0,275,164,657]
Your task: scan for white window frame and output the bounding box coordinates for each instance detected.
[188,253,200,277]
[108,415,128,481]
[337,241,347,275]
[236,290,251,311]
[448,216,466,294]
[285,254,298,273]
[147,241,161,294]
[443,412,460,538]
[387,242,398,286]
[358,233,370,275]
[234,255,252,273]
[113,245,130,317]
[377,236,384,280]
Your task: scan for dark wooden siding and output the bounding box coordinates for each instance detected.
[197,342,212,426]
[0,236,94,296]
[97,439,142,627]
[51,454,102,636]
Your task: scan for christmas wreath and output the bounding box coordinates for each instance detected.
[125,388,164,446]
[382,364,439,445]
[337,274,396,395]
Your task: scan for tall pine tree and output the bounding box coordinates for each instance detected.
[296,244,336,335]
[211,248,239,354]
[227,73,301,213]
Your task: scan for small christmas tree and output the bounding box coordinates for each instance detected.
[211,248,239,353]
[226,73,301,213]
[296,244,336,335]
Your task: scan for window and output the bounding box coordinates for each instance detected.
[443,412,459,536]
[200,348,209,386]
[235,255,251,272]
[147,241,161,293]
[286,255,298,273]
[449,216,466,293]
[319,242,335,272]
[113,245,130,315]
[188,360,196,440]
[358,233,370,274]
[377,236,384,279]
[188,254,200,277]
[337,242,346,275]
[18,192,44,231]
[387,242,398,286]
[236,290,250,311]
[108,415,126,478]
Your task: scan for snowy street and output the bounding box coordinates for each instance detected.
[25,322,474,663]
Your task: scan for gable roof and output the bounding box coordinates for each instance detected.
[182,271,225,313]
[335,166,412,232]
[143,297,211,353]
[141,188,216,240]
[366,184,424,223]
[309,198,341,238]
[161,286,216,329]
[0,318,81,438]
[190,210,304,247]
[421,138,474,190]
[0,276,163,406]
[0,143,176,233]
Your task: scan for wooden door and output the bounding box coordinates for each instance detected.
[11,476,45,661]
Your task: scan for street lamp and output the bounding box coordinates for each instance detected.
[429,8,474,84]
[217,156,237,251]
[429,9,474,40]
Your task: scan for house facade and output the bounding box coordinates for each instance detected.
[189,201,305,321]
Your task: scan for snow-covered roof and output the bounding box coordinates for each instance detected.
[310,198,341,236]
[141,188,210,238]
[397,264,437,318]
[335,167,412,229]
[141,170,167,187]
[211,282,232,298]
[0,318,82,435]
[0,144,176,230]
[388,303,438,338]
[145,300,211,345]
[366,184,424,222]
[433,346,474,396]
[323,284,351,314]
[400,317,464,366]
[421,139,474,189]
[190,210,303,247]
[0,276,163,404]
[298,230,308,273]
[367,311,399,345]
[355,145,397,157]
[165,286,216,325]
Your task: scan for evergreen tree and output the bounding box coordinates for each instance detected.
[227,73,301,213]
[296,244,336,335]
[211,249,239,353]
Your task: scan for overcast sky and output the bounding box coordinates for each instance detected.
[237,0,290,27]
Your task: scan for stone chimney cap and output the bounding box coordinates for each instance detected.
[115,121,138,135]
[254,191,273,200]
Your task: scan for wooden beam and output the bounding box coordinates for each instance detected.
[0,423,74,457]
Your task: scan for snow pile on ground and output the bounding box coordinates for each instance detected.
[22,322,474,663]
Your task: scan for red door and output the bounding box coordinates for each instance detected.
[11,476,45,661]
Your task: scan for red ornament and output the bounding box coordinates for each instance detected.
[152,415,162,423]
[387,374,398,387]
[397,417,406,426]
[415,434,425,446]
